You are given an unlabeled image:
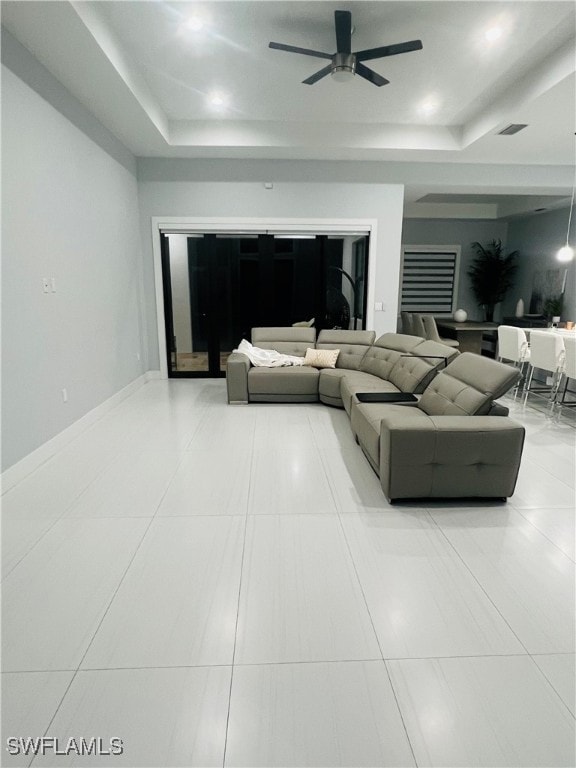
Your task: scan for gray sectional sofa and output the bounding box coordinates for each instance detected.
[226,327,525,502]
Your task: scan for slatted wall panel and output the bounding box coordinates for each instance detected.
[400,248,458,313]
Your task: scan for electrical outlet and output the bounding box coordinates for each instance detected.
[61,388,68,402]
[42,278,50,293]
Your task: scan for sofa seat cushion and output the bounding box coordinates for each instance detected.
[248,365,319,396]
[340,372,400,415]
[318,368,349,405]
[351,402,426,470]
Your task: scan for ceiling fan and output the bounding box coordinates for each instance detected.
[269,10,423,87]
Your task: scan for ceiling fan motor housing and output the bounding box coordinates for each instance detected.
[332,52,356,80]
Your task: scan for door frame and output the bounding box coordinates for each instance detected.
[151,217,378,379]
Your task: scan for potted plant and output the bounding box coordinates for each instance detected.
[543,295,563,325]
[468,239,518,322]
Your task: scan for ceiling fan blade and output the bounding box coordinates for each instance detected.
[334,10,352,53]
[355,40,423,62]
[302,64,333,85]
[355,62,389,87]
[269,41,333,60]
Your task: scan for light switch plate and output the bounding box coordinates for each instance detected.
[374,302,383,311]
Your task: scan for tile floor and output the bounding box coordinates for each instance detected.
[1,380,575,767]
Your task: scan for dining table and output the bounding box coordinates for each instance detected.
[434,319,499,355]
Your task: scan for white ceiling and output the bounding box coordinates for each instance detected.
[2,0,575,216]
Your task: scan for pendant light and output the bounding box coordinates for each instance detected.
[557,174,575,263]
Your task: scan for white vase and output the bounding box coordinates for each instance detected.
[515,298,525,318]
[454,309,467,323]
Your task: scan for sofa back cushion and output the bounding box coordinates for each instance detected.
[359,333,424,380]
[316,330,376,370]
[418,352,521,416]
[388,340,461,393]
[251,327,316,357]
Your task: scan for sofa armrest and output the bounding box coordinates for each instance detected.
[226,352,251,403]
[379,414,525,501]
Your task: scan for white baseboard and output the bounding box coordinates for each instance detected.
[1,371,161,494]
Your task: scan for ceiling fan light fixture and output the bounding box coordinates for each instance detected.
[331,53,356,82]
[331,66,355,83]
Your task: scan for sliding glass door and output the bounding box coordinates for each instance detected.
[161,231,369,377]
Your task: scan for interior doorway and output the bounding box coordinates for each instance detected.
[160,231,369,377]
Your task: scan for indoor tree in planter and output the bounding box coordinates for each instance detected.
[468,239,518,322]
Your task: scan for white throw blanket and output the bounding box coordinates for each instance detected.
[234,339,304,367]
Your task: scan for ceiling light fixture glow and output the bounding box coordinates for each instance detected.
[207,91,228,109]
[186,16,204,31]
[485,26,503,42]
[556,182,575,263]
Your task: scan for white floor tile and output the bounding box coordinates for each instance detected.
[82,516,244,668]
[249,447,338,515]
[515,506,575,561]
[235,515,380,663]
[1,671,74,767]
[32,667,231,767]
[388,655,576,767]
[307,405,359,451]
[64,450,183,518]
[322,445,398,512]
[532,653,576,716]
[186,406,256,450]
[1,441,115,521]
[157,449,251,516]
[253,406,318,452]
[341,512,525,658]
[225,661,415,767]
[429,507,575,653]
[1,517,57,579]
[1,518,149,671]
[511,456,576,507]
[2,380,573,766]
[522,440,576,488]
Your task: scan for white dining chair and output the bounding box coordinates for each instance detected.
[497,325,530,394]
[556,334,576,406]
[524,330,565,404]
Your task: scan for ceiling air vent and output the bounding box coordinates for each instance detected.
[497,124,528,136]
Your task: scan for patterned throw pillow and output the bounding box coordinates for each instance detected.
[303,347,340,369]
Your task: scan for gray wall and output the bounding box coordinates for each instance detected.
[401,218,510,322]
[1,66,144,470]
[507,208,576,323]
[137,163,405,370]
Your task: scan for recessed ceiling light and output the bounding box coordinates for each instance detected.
[180,10,210,34]
[207,91,228,109]
[485,26,503,42]
[419,99,438,116]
